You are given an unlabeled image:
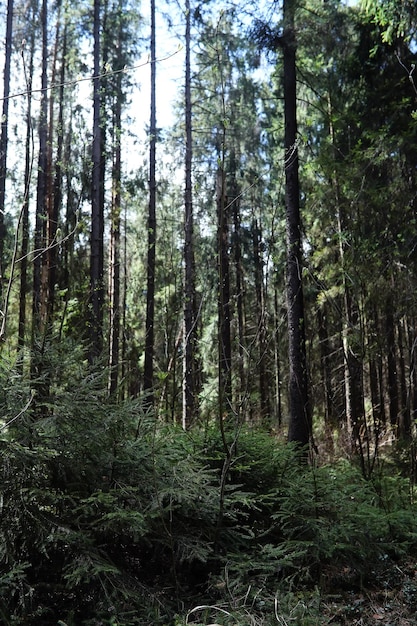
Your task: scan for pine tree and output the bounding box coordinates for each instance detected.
[282,0,310,446]
[0,0,13,299]
[144,0,157,405]
[90,0,105,361]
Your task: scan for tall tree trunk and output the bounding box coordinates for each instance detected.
[144,0,157,405]
[232,181,245,414]
[273,283,283,426]
[108,75,122,396]
[30,0,50,415]
[217,168,232,416]
[328,91,365,446]
[18,20,35,355]
[89,0,104,361]
[282,0,310,446]
[32,0,48,338]
[397,316,411,439]
[108,0,123,396]
[182,0,197,429]
[252,218,269,420]
[386,296,398,430]
[408,318,417,432]
[45,1,63,328]
[317,305,335,426]
[367,304,385,434]
[0,0,13,298]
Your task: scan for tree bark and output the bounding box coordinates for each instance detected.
[144,0,157,405]
[182,0,197,429]
[89,0,104,361]
[217,168,232,416]
[252,218,270,420]
[108,0,124,396]
[32,0,49,338]
[283,0,310,446]
[232,178,245,414]
[317,306,335,426]
[18,19,35,355]
[0,0,13,297]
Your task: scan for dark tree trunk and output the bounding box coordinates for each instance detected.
[18,19,35,355]
[408,319,417,431]
[367,305,385,434]
[282,0,310,446]
[344,294,365,446]
[32,0,48,338]
[252,219,269,420]
[183,0,197,429]
[109,0,123,396]
[397,317,411,439]
[273,284,283,426]
[317,306,335,426]
[46,2,64,327]
[0,0,13,296]
[89,0,104,361]
[108,72,122,396]
[144,0,157,406]
[217,168,232,414]
[232,181,245,413]
[386,297,398,429]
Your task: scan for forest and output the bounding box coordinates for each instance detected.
[1,0,417,624]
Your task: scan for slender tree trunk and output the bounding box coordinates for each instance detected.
[0,0,13,297]
[397,317,411,438]
[108,1,123,396]
[32,0,48,338]
[89,0,104,361]
[18,22,35,355]
[144,0,157,405]
[252,219,269,420]
[182,0,197,429]
[329,91,364,445]
[232,182,245,413]
[317,305,335,426]
[408,319,417,432]
[121,204,128,399]
[217,168,232,415]
[273,284,283,426]
[282,0,310,446]
[108,74,122,396]
[386,296,398,430]
[367,305,385,434]
[45,1,63,327]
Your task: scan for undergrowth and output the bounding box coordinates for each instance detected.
[0,351,416,624]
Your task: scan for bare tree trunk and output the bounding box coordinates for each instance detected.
[317,305,335,426]
[45,1,64,327]
[252,219,269,420]
[283,0,310,447]
[397,316,411,439]
[108,78,122,396]
[144,0,157,405]
[32,0,48,338]
[217,168,232,414]
[386,296,398,430]
[108,0,123,396]
[232,182,245,413]
[182,0,197,429]
[273,284,283,426]
[0,0,13,297]
[329,91,364,447]
[89,0,104,361]
[18,19,35,356]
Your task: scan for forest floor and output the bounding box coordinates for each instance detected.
[316,558,417,625]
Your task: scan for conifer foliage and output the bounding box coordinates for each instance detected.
[1,0,417,623]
